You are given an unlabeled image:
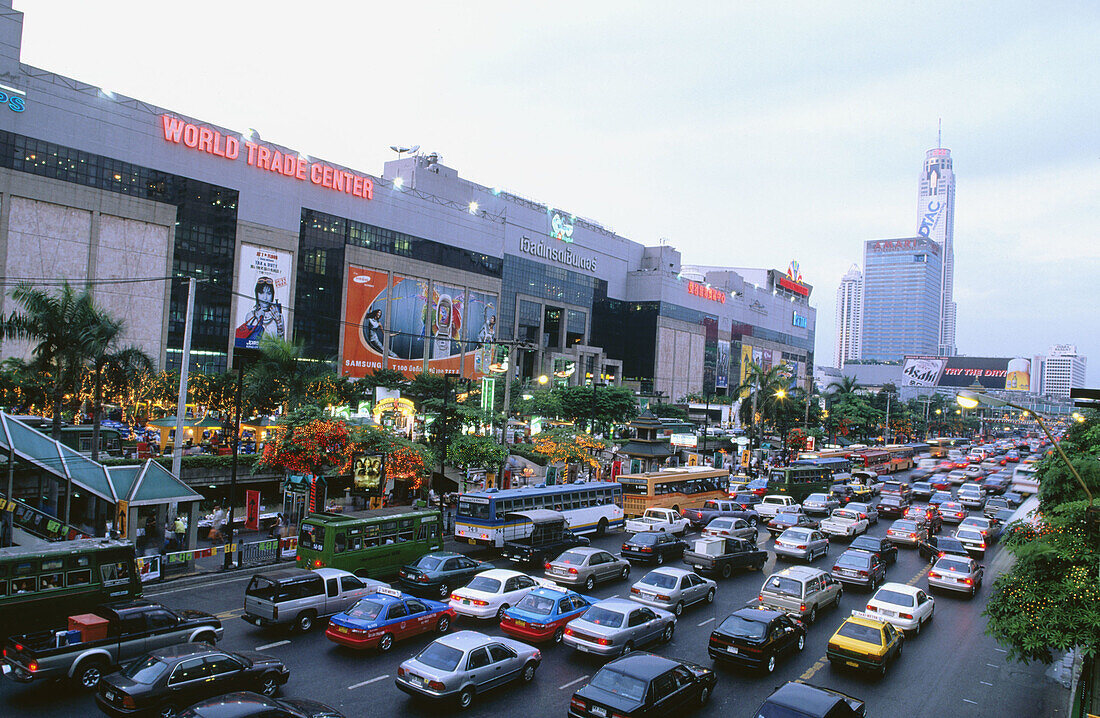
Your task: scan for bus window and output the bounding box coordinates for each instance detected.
[100,561,132,586]
[349,536,362,551]
[12,577,35,594]
[13,561,34,577]
[398,520,414,542]
[39,573,63,591]
[68,569,92,586]
[380,522,398,543]
[70,556,91,569]
[42,558,63,572]
[299,524,326,552]
[0,580,6,596]
[334,533,348,554]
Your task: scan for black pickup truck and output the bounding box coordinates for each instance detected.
[682,537,768,578]
[498,510,590,566]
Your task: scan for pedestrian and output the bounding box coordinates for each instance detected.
[173,514,187,546]
[269,513,285,539]
[925,520,935,544]
[210,505,226,543]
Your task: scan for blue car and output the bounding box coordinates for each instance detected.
[324,586,455,652]
[499,585,597,644]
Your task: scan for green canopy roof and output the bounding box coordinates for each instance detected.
[146,416,224,429]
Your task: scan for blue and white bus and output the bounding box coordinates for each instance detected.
[455,482,624,547]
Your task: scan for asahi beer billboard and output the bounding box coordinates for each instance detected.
[234,245,291,350]
[902,355,1027,391]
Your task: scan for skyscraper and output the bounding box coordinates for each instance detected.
[1035,345,1087,397]
[834,264,862,367]
[917,145,956,356]
[860,237,942,361]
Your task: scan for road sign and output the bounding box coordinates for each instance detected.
[1070,388,1100,410]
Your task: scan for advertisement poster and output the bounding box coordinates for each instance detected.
[752,347,763,369]
[465,290,498,377]
[762,349,773,370]
[352,454,383,493]
[902,355,1013,390]
[388,275,429,375]
[1006,357,1031,392]
[739,344,753,395]
[716,340,730,389]
[901,356,947,387]
[234,245,291,350]
[342,267,389,378]
[245,490,260,531]
[429,283,464,374]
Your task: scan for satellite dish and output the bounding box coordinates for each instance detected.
[409,145,420,154]
[389,145,416,155]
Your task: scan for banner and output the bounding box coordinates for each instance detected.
[480,377,496,413]
[388,275,429,376]
[115,500,129,539]
[465,290,498,378]
[716,339,730,390]
[234,245,291,350]
[342,267,390,378]
[245,490,260,531]
[428,283,464,374]
[1006,357,1031,392]
[739,343,753,397]
[762,349,773,370]
[902,355,1014,390]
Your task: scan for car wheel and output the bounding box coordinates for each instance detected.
[457,687,475,711]
[584,576,595,591]
[521,661,538,682]
[721,563,733,579]
[438,615,451,633]
[75,658,106,690]
[378,632,395,652]
[764,655,777,674]
[797,634,806,651]
[597,518,609,536]
[673,601,684,617]
[438,583,450,600]
[698,686,711,705]
[705,588,715,604]
[621,566,630,580]
[496,604,510,621]
[662,624,675,643]
[621,641,635,656]
[749,517,758,528]
[656,553,664,565]
[756,559,766,571]
[259,673,280,696]
[295,611,316,633]
[158,704,179,718]
[553,627,565,643]
[913,617,921,636]
[808,605,817,624]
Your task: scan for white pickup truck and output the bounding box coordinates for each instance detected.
[819,507,869,538]
[755,495,800,519]
[624,508,690,535]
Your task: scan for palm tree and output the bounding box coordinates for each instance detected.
[826,375,861,400]
[92,347,154,461]
[736,362,790,449]
[245,336,331,414]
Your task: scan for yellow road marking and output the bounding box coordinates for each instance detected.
[907,565,930,586]
[216,609,243,619]
[800,657,828,680]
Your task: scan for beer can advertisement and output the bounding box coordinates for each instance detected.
[901,356,947,386]
[903,355,1015,389]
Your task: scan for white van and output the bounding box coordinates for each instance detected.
[918,458,938,471]
[1012,465,1039,495]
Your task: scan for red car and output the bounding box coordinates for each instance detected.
[953,459,970,469]
[930,477,952,491]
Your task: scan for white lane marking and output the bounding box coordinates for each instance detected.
[255,640,290,651]
[349,675,389,689]
[994,648,1007,653]
[697,617,715,626]
[559,674,590,690]
[963,699,978,705]
[980,681,993,686]
[985,663,999,668]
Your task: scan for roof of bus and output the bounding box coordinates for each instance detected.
[792,457,850,465]
[0,537,133,559]
[461,481,620,499]
[303,507,439,524]
[618,466,728,479]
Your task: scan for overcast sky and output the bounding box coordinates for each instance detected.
[18,1,1099,383]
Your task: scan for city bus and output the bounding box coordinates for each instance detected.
[849,449,893,474]
[616,466,727,518]
[296,507,443,579]
[455,482,624,547]
[906,442,931,457]
[791,456,852,482]
[0,538,141,641]
[927,437,970,457]
[884,445,916,472]
[766,465,833,503]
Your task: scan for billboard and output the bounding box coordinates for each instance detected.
[715,339,730,390]
[234,245,291,350]
[739,343,753,394]
[342,267,389,378]
[465,290,498,378]
[387,275,429,375]
[429,283,464,374]
[902,355,1022,390]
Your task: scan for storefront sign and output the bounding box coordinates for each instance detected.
[520,236,597,272]
[670,433,697,447]
[0,84,26,113]
[792,311,808,328]
[777,275,810,296]
[687,281,726,303]
[161,115,373,200]
[868,238,939,254]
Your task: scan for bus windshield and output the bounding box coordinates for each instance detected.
[457,499,491,520]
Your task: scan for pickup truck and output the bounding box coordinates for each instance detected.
[2,600,222,690]
[819,508,870,538]
[681,500,761,531]
[500,525,590,565]
[682,537,767,578]
[755,495,800,519]
[624,508,690,535]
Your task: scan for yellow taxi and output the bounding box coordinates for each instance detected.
[826,610,904,677]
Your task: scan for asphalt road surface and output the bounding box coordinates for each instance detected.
[1,470,1068,718]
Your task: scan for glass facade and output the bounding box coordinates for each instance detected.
[592,300,658,385]
[499,254,607,341]
[861,239,943,361]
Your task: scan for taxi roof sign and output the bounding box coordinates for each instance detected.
[371,586,403,598]
[849,610,888,625]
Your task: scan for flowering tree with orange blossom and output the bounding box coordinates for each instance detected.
[532,429,606,473]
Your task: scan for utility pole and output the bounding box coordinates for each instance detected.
[170,277,196,528]
[884,391,892,445]
[224,363,243,569]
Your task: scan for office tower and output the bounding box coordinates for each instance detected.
[860,237,942,361]
[1036,345,1087,397]
[834,264,862,367]
[917,144,956,355]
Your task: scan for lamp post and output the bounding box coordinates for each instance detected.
[774,388,787,463]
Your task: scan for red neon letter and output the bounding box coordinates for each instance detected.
[257,145,272,170]
[225,136,240,160]
[296,159,308,180]
[161,115,185,143]
[197,127,214,152]
[310,164,323,184]
[182,124,199,148]
[244,141,258,165]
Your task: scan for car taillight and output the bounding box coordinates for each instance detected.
[481,534,489,540]
[630,587,640,594]
[963,578,974,585]
[564,627,575,636]
[858,570,868,576]
[569,568,578,574]
[795,544,807,549]
[641,547,653,553]
[27,660,37,672]
[450,593,462,601]
[544,563,552,570]
[397,666,406,677]
[929,572,941,579]
[121,695,136,709]
[622,544,629,551]
[800,603,807,612]
[978,543,986,549]
[866,605,877,612]
[656,594,670,601]
[899,612,913,620]
[938,551,945,558]
[428,680,446,691]
[417,575,429,582]
[570,697,586,710]
[758,594,764,602]
[909,533,918,539]
[597,637,612,646]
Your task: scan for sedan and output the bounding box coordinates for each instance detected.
[708,608,806,673]
[628,567,716,617]
[865,582,935,635]
[963,466,985,480]
[848,534,898,565]
[767,509,819,536]
[174,692,344,718]
[754,683,865,718]
[946,470,968,485]
[448,569,545,621]
[499,586,595,644]
[847,502,878,526]
[957,488,986,510]
[568,653,716,718]
[959,516,999,542]
[936,461,955,473]
[545,547,631,592]
[916,535,970,562]
[928,555,984,596]
[954,527,989,558]
[399,552,486,600]
[938,501,968,524]
[563,598,675,657]
[830,549,887,590]
[773,527,830,562]
[1001,491,1023,507]
[620,532,688,566]
[885,519,923,546]
[928,491,953,508]
[910,481,934,501]
[395,630,541,710]
[903,506,943,533]
[702,517,757,542]
[802,493,839,516]
[877,495,909,520]
[96,645,290,718]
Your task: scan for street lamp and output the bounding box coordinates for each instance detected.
[537,375,549,385]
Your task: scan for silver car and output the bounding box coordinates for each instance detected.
[773,527,829,562]
[394,630,541,710]
[847,501,878,526]
[928,555,984,596]
[802,493,839,516]
[562,597,675,657]
[628,567,716,616]
[703,516,757,542]
[545,547,630,592]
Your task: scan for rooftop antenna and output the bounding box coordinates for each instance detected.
[937,118,942,149]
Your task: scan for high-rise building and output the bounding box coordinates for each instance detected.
[1035,344,1087,397]
[860,237,942,361]
[917,146,956,356]
[834,264,862,367]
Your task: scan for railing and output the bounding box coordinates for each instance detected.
[0,493,92,542]
[135,537,298,583]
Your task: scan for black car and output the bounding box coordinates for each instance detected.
[766,510,819,535]
[730,492,762,511]
[397,552,485,599]
[96,645,289,718]
[848,534,898,565]
[176,692,343,718]
[829,485,855,506]
[916,535,970,562]
[708,608,806,674]
[621,532,688,565]
[569,653,716,718]
[909,482,934,502]
[982,476,1010,494]
[877,495,910,519]
[754,681,866,718]
[830,549,887,590]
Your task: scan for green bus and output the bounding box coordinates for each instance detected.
[767,466,833,503]
[0,538,141,641]
[296,507,443,579]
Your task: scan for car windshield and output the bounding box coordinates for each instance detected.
[891,521,918,532]
[709,519,734,529]
[837,552,869,567]
[464,576,502,593]
[557,551,588,565]
[873,589,914,607]
[640,572,678,590]
[718,614,767,638]
[881,497,902,506]
[630,533,658,545]
[588,668,647,703]
[956,530,984,542]
[703,501,720,509]
[850,537,879,551]
[776,511,800,520]
[764,576,802,596]
[734,493,757,502]
[515,594,555,615]
[995,510,1015,521]
[582,606,625,628]
[415,642,464,672]
[782,528,812,541]
[834,510,857,520]
[936,558,973,572]
[913,483,930,490]
[806,494,827,502]
[415,556,443,571]
[837,621,883,644]
[122,656,168,684]
[346,599,385,621]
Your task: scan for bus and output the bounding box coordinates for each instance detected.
[849,449,892,474]
[455,482,624,547]
[796,449,851,461]
[927,437,970,457]
[766,465,833,503]
[0,538,141,641]
[884,445,916,472]
[906,442,931,457]
[296,507,443,579]
[791,456,852,482]
[616,467,728,518]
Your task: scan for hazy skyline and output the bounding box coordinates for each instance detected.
[17,1,1099,383]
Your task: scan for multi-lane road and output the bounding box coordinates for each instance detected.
[1,471,1068,718]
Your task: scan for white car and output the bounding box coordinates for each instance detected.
[702,516,758,541]
[624,507,690,535]
[448,568,548,620]
[756,495,800,519]
[865,582,935,635]
[819,508,869,538]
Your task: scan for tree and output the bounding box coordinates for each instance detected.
[649,403,689,421]
[447,434,507,472]
[244,336,331,414]
[90,347,154,460]
[736,363,792,445]
[513,389,563,420]
[531,429,606,472]
[258,406,352,478]
[556,385,638,434]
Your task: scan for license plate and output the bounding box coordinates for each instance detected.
[338,626,348,633]
[105,690,116,701]
[468,539,477,545]
[726,646,739,654]
[642,592,656,600]
[591,707,607,717]
[846,660,859,667]
[462,599,470,604]
[554,568,566,575]
[515,620,527,627]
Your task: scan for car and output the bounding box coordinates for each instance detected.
[910,467,935,482]
[682,536,767,578]
[829,484,855,506]
[394,630,541,710]
[767,509,819,535]
[909,481,933,501]
[959,516,999,542]
[846,502,878,526]
[702,516,757,542]
[983,475,1011,495]
[1006,450,1020,462]
[568,653,716,718]
[746,478,771,496]
[174,692,344,718]
[95,644,290,718]
[324,587,455,652]
[499,585,596,644]
[801,493,840,516]
[545,547,631,591]
[758,566,843,624]
[243,567,387,631]
[848,534,898,565]
[936,461,955,473]
[680,499,761,531]
[398,552,486,600]
[773,527,830,562]
[757,495,800,518]
[826,612,904,677]
[957,486,986,510]
[820,508,869,539]
[846,483,875,503]
[903,505,943,533]
[620,531,688,566]
[448,569,546,621]
[964,465,985,480]
[885,519,923,546]
[629,567,716,616]
[929,475,952,491]
[878,481,909,501]
[1001,491,1023,507]
[730,492,764,510]
[937,501,968,524]
[928,491,953,508]
[928,555,984,596]
[624,508,690,536]
[865,583,935,635]
[876,495,909,520]
[953,527,989,558]
[993,507,1016,526]
[830,549,887,590]
[562,598,676,657]
[946,470,968,485]
[707,608,806,673]
[753,681,867,718]
[916,535,970,562]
